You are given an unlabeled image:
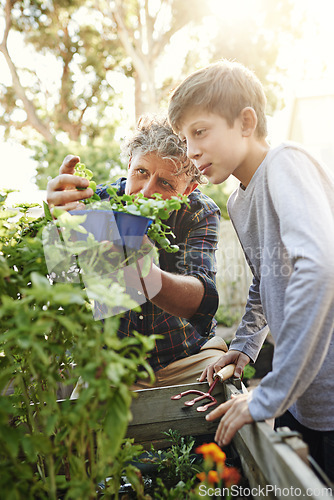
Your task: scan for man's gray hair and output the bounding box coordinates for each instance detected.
[123,114,205,183]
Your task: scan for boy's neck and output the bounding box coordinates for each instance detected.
[235,139,270,188]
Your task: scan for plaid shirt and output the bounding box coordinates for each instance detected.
[97,178,220,371]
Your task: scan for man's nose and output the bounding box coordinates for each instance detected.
[140,179,156,198]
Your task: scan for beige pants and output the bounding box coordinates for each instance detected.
[70,336,228,398]
[131,336,228,390]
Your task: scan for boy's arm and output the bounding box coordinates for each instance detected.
[199,274,269,384]
[249,149,334,423]
[228,275,269,361]
[206,149,334,446]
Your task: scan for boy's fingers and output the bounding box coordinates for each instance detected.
[205,398,234,421]
[234,364,244,378]
[198,367,207,382]
[59,155,80,175]
[208,394,253,446]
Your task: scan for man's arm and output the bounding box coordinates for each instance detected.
[141,263,204,319]
[132,194,220,322]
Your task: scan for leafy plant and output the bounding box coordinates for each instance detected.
[0,192,158,499]
[146,429,200,485]
[106,187,189,253]
[74,162,101,204]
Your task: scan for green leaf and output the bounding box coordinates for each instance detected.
[43,201,53,222]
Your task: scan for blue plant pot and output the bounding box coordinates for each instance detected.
[69,209,153,250]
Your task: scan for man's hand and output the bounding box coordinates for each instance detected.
[199,349,251,385]
[46,155,94,212]
[205,392,254,446]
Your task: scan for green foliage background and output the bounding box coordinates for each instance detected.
[0,0,303,197]
[0,193,157,498]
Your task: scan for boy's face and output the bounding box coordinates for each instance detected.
[178,110,247,185]
[125,152,197,200]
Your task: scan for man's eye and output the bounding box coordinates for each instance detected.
[138,168,146,174]
[161,180,172,188]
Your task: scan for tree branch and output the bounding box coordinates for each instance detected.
[112,0,149,83]
[0,0,53,141]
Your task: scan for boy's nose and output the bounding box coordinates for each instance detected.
[187,141,201,160]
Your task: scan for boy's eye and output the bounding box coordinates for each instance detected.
[195,129,206,136]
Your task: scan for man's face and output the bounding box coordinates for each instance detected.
[178,110,247,185]
[125,152,197,199]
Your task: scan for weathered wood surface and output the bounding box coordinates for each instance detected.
[126,381,226,449]
[223,381,331,500]
[127,380,331,499]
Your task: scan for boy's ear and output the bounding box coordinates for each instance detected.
[240,107,257,137]
[183,181,198,196]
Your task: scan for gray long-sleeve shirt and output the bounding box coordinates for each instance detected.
[227,142,334,431]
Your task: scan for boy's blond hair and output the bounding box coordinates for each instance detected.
[168,60,267,138]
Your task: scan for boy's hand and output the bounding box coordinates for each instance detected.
[199,349,250,386]
[46,155,94,212]
[206,392,254,446]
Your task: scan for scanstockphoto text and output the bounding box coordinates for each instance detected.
[198,484,333,497]
[175,243,308,280]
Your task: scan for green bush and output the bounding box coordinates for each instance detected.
[0,193,158,499]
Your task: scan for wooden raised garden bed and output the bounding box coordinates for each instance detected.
[127,379,331,500]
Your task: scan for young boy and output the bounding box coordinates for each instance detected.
[168,60,334,481]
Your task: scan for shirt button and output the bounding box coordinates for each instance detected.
[139,315,144,320]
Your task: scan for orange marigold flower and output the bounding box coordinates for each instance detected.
[196,472,206,482]
[195,442,226,463]
[220,466,241,488]
[207,470,219,484]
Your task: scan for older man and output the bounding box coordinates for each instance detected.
[47,116,227,388]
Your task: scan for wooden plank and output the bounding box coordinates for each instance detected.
[126,381,225,448]
[224,382,331,500]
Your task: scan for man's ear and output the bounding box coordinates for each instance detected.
[240,107,257,137]
[128,156,132,170]
[183,182,198,196]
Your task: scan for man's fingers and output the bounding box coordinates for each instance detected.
[59,155,80,175]
[50,201,86,215]
[47,187,93,208]
[49,174,89,192]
